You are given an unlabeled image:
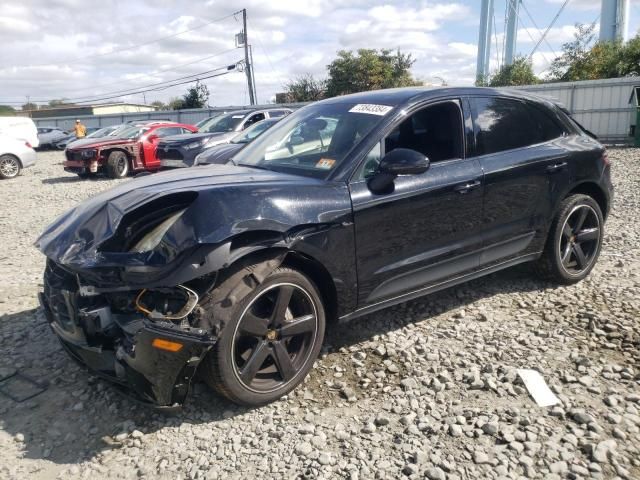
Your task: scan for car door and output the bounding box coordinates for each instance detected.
[142,126,183,169]
[350,99,485,306]
[469,96,570,267]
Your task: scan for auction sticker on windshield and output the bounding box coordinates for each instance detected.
[349,104,393,116]
[316,158,336,169]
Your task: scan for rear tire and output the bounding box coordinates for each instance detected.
[200,266,325,406]
[0,154,21,179]
[106,151,129,179]
[535,194,603,284]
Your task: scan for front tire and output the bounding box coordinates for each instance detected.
[0,154,21,179]
[200,267,326,406]
[106,151,129,179]
[535,194,604,284]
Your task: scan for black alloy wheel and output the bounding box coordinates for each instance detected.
[558,204,601,276]
[201,266,326,406]
[535,193,604,284]
[232,283,318,393]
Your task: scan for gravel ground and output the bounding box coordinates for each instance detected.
[0,150,638,480]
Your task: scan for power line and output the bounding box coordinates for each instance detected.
[11,10,242,68]
[0,62,241,104]
[521,0,558,57]
[515,8,552,66]
[528,0,571,59]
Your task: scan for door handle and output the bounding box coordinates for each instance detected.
[546,162,567,173]
[453,180,481,194]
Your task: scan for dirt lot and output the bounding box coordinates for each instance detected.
[0,150,638,480]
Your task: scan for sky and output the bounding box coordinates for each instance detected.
[0,0,639,109]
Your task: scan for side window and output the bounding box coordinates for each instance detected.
[472,97,561,155]
[354,142,383,180]
[155,127,182,138]
[529,104,565,142]
[385,101,463,162]
[244,113,265,128]
[181,128,194,134]
[268,110,286,118]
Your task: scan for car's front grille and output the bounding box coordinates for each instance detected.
[157,147,184,161]
[65,150,84,162]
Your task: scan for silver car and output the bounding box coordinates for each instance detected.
[197,108,292,146]
[37,127,69,149]
[0,134,37,179]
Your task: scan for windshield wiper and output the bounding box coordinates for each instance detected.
[235,163,272,171]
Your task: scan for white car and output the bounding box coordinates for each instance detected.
[0,116,39,148]
[0,134,37,179]
[37,127,69,149]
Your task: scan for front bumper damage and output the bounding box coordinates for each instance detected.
[40,260,215,409]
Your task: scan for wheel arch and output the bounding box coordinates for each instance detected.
[102,147,131,161]
[565,181,609,219]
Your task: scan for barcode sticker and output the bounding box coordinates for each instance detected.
[349,104,393,116]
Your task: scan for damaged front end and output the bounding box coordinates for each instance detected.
[39,259,217,409]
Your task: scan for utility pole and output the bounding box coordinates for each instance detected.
[242,9,256,105]
[476,0,494,85]
[504,0,519,66]
[249,44,258,104]
[600,0,630,42]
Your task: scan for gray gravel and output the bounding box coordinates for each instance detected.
[0,150,639,479]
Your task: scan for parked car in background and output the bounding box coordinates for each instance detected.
[197,108,292,146]
[37,127,69,149]
[0,134,37,179]
[195,112,227,130]
[159,118,281,168]
[52,127,101,150]
[37,87,612,408]
[0,117,39,148]
[63,121,197,178]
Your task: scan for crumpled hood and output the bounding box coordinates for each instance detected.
[35,164,343,272]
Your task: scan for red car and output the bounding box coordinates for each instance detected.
[63,122,198,178]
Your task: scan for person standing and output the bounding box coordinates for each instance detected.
[73,119,87,138]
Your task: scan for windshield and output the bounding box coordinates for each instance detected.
[199,113,245,133]
[195,113,224,129]
[115,126,150,139]
[231,119,277,144]
[87,126,115,138]
[231,102,388,178]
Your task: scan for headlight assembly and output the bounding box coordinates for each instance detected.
[130,209,187,253]
[184,139,207,150]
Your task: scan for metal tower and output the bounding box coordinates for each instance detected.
[504,0,520,66]
[476,0,494,84]
[600,0,630,42]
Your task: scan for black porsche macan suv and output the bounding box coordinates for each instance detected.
[37,87,612,408]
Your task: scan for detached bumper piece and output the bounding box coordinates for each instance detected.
[40,260,215,409]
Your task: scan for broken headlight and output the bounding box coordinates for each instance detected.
[129,209,186,253]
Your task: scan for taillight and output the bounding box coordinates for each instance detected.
[25,142,32,149]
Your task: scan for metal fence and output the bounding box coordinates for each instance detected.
[26,77,640,144]
[27,103,307,131]
[513,76,640,144]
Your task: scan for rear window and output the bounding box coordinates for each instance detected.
[472,97,564,155]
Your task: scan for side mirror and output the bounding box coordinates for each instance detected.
[368,148,429,195]
[378,148,430,176]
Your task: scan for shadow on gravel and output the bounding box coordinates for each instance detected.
[41,176,114,185]
[0,263,556,466]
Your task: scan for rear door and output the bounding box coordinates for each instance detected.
[469,96,570,267]
[350,99,485,306]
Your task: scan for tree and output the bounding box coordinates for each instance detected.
[283,74,327,102]
[150,100,169,111]
[0,105,16,116]
[21,102,38,111]
[180,81,209,109]
[168,97,185,110]
[48,98,74,107]
[325,49,420,97]
[489,56,539,87]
